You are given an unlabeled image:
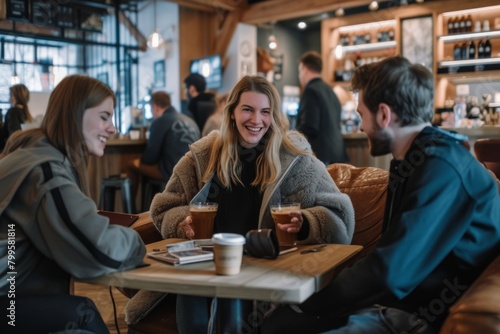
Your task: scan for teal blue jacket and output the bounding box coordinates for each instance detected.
[302,126,500,330]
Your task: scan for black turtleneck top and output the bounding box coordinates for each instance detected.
[207,145,264,235]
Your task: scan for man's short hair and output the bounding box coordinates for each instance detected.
[184,73,207,93]
[351,56,434,126]
[300,51,322,74]
[151,91,171,109]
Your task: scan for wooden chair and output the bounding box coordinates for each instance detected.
[474,138,500,179]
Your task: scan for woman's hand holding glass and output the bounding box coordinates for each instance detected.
[270,203,303,246]
[179,216,195,239]
[277,210,303,234]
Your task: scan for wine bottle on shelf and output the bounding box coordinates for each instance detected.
[453,43,461,60]
[453,16,460,34]
[461,42,468,60]
[465,15,473,32]
[354,53,362,67]
[468,40,476,59]
[448,17,455,34]
[484,39,492,58]
[365,32,371,44]
[459,16,466,33]
[388,28,395,41]
[477,40,485,59]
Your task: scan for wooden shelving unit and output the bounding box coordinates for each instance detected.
[321,0,500,112]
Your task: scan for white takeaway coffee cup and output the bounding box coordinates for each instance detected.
[212,233,246,275]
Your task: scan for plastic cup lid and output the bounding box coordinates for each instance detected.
[212,233,246,246]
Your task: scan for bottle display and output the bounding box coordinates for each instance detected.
[460,42,468,60]
[484,39,492,58]
[448,17,455,34]
[465,15,473,32]
[453,96,466,128]
[453,43,461,60]
[477,40,485,58]
[459,16,466,33]
[468,40,476,59]
[446,15,476,34]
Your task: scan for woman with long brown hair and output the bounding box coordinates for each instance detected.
[0,75,146,333]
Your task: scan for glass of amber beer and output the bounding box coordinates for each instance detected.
[270,202,301,246]
[189,202,218,239]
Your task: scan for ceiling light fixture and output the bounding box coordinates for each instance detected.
[297,21,307,29]
[335,8,345,17]
[268,34,277,50]
[147,0,164,49]
[369,1,379,11]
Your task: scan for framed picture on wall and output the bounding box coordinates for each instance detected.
[401,15,433,70]
[154,60,166,88]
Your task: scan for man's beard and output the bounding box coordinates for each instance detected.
[368,124,391,157]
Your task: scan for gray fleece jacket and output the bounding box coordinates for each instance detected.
[0,138,146,296]
[151,130,355,245]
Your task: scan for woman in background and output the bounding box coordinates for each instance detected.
[0,84,32,150]
[0,75,146,333]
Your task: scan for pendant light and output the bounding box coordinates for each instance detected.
[147,0,164,49]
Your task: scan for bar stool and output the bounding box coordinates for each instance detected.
[99,175,135,214]
[142,178,166,212]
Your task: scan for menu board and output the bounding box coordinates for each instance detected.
[6,0,28,20]
[32,1,56,26]
[56,6,76,29]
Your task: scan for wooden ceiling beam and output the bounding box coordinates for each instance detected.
[164,0,243,12]
[116,9,148,51]
[241,0,387,24]
[213,8,244,56]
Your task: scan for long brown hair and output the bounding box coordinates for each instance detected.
[204,75,310,190]
[3,75,116,195]
[10,84,33,123]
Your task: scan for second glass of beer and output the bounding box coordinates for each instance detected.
[189,202,218,239]
[270,202,301,246]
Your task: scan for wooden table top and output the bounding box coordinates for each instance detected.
[83,239,363,304]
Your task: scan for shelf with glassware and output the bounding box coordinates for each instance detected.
[328,20,397,85]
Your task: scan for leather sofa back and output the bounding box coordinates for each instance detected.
[327,163,388,258]
[439,254,500,334]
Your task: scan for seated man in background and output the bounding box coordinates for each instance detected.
[263,56,500,333]
[184,73,216,131]
[128,91,200,198]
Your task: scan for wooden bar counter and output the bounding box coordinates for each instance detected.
[343,125,500,171]
[441,126,500,148]
[87,137,146,210]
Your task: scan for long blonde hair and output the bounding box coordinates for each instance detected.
[203,75,309,190]
[3,75,115,196]
[10,84,33,123]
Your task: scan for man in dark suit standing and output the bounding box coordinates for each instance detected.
[296,51,348,165]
